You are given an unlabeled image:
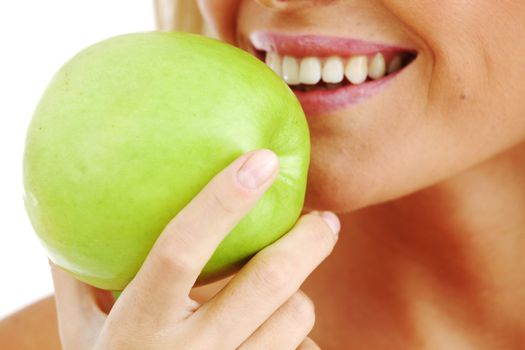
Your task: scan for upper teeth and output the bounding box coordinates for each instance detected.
[282,56,300,85]
[368,53,386,80]
[387,55,403,74]
[265,52,403,86]
[345,55,368,84]
[299,57,322,85]
[266,52,282,77]
[322,56,344,83]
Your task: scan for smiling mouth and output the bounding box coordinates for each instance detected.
[249,32,417,116]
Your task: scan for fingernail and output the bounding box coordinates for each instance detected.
[237,149,279,189]
[320,211,340,235]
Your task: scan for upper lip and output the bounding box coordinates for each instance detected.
[249,31,417,57]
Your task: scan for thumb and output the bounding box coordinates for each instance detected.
[50,261,108,350]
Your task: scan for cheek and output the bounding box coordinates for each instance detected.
[302,64,437,212]
[304,1,525,213]
[420,1,525,163]
[198,0,242,43]
[383,0,525,131]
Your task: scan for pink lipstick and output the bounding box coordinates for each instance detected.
[249,32,417,116]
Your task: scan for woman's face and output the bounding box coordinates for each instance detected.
[198,0,525,212]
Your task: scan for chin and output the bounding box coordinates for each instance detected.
[303,153,378,214]
[302,142,428,214]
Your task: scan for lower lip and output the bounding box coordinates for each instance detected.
[291,72,399,116]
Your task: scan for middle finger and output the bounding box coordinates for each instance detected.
[189,211,339,348]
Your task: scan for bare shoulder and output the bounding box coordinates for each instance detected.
[0,295,61,350]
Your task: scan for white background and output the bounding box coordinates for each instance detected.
[0,1,155,318]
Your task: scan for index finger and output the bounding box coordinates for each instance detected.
[122,149,279,317]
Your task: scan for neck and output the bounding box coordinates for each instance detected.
[316,142,525,349]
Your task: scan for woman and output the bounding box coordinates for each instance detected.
[2,0,525,349]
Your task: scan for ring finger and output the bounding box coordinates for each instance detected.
[238,290,316,350]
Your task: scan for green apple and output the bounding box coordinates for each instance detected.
[23,32,310,291]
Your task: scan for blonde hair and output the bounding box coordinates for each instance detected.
[154,0,210,35]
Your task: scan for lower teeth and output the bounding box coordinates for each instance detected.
[294,81,349,92]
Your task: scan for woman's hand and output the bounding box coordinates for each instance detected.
[51,149,340,350]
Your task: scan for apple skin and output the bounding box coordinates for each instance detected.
[23,32,310,291]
